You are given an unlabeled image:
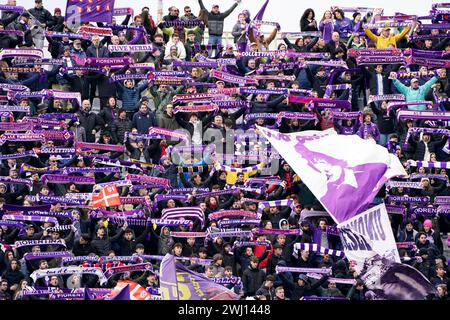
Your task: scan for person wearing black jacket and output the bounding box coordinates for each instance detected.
[72,234,94,256]
[325,32,347,59]
[363,64,392,96]
[13,13,33,47]
[371,100,396,146]
[110,109,133,144]
[250,93,286,114]
[112,226,150,256]
[59,70,90,101]
[279,273,329,300]
[77,100,105,143]
[242,256,266,297]
[408,132,449,161]
[28,0,53,49]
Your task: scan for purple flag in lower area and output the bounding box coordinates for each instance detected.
[160,254,239,300]
[65,0,115,23]
[258,127,407,223]
[110,284,131,301]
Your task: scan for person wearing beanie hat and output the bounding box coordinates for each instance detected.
[422,219,444,254]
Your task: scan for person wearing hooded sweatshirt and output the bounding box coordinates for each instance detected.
[150,226,174,256]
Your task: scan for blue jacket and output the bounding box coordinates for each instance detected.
[117,81,149,111]
[132,111,157,134]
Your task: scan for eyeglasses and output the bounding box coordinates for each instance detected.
[185,10,191,13]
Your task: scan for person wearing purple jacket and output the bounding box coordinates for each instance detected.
[333,9,353,39]
[357,112,380,143]
[319,10,334,43]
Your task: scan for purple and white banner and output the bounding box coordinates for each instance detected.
[258,127,407,223]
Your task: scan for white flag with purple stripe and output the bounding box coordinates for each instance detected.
[257,127,407,223]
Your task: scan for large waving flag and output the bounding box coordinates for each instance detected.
[257,127,407,223]
[258,127,437,300]
[160,254,239,300]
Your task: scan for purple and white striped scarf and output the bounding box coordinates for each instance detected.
[46,225,73,233]
[257,199,294,219]
[150,219,193,227]
[161,207,205,228]
[293,243,346,258]
[408,160,450,169]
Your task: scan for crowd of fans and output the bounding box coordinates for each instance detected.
[0,0,449,300]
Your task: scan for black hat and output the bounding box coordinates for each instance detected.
[273,243,283,250]
[21,12,30,19]
[419,248,429,256]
